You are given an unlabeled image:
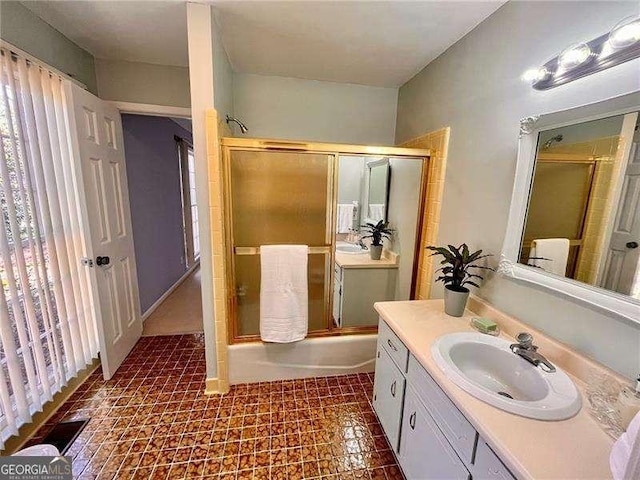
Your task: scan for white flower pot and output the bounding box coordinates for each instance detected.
[444,286,469,317]
[369,245,383,260]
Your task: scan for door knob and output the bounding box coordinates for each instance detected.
[626,241,639,249]
[96,256,110,266]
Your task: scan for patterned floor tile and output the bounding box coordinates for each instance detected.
[27,334,403,479]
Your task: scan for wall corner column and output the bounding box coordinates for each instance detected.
[187,2,227,391]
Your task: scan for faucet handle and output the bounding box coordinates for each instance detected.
[516,332,534,349]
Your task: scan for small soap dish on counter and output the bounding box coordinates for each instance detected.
[470,317,500,336]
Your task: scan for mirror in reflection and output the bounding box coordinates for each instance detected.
[367,159,390,223]
[519,112,640,300]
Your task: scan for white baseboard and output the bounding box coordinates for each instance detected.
[142,261,200,321]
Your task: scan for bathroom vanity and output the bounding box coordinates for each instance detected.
[333,252,398,328]
[372,299,616,480]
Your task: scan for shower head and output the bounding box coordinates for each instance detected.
[226,115,249,134]
[543,134,563,149]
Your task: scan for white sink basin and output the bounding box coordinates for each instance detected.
[336,241,367,254]
[431,332,581,420]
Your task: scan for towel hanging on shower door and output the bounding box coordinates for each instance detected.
[260,245,309,343]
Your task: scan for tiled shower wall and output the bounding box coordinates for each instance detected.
[400,128,450,300]
[206,111,231,393]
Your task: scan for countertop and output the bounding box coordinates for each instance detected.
[335,250,399,269]
[374,299,615,480]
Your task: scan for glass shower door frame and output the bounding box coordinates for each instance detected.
[222,146,337,343]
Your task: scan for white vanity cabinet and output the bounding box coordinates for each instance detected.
[333,264,397,327]
[373,318,517,480]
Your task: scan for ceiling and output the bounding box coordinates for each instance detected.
[213,1,505,87]
[21,0,505,88]
[21,0,190,67]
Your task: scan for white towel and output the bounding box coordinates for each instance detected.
[260,245,308,343]
[611,410,640,480]
[529,238,570,276]
[337,204,355,233]
[368,204,385,223]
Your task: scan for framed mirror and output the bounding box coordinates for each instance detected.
[365,158,391,224]
[501,91,640,323]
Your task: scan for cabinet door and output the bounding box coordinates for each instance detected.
[332,277,342,327]
[341,268,397,327]
[373,347,406,452]
[399,387,470,480]
[472,441,516,480]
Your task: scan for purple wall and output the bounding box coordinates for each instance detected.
[122,114,193,313]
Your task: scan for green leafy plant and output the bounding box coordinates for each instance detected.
[360,220,394,246]
[426,244,494,292]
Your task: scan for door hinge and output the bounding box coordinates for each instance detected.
[80,257,94,267]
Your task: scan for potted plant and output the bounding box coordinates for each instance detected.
[426,244,493,317]
[361,220,394,260]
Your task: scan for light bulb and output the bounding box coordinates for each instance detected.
[610,16,640,49]
[522,67,550,83]
[558,43,592,70]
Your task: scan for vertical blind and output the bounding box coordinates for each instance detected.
[0,47,99,449]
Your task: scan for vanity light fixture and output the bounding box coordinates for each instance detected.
[521,66,550,83]
[557,43,592,70]
[523,15,640,90]
[610,15,640,49]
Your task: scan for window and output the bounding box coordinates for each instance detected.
[0,47,98,448]
[177,136,199,266]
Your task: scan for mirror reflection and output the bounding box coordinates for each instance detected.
[519,113,640,300]
[367,159,390,223]
[334,156,424,329]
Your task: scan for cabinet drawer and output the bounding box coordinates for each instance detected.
[399,386,470,480]
[408,354,477,465]
[373,347,406,452]
[473,440,516,480]
[378,319,409,372]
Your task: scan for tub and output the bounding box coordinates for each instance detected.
[228,334,377,384]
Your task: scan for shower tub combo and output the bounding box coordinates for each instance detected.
[219,138,430,385]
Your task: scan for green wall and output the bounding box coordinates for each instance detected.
[0,2,97,94]
[395,1,640,378]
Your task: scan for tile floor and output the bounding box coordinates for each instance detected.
[142,268,204,336]
[27,334,403,479]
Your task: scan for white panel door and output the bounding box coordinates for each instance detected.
[64,83,142,379]
[603,119,640,295]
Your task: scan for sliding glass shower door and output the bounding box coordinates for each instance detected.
[226,150,334,339]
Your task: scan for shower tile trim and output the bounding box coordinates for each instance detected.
[206,110,231,393]
[400,127,450,300]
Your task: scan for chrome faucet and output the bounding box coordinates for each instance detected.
[510,332,556,373]
[356,237,368,251]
